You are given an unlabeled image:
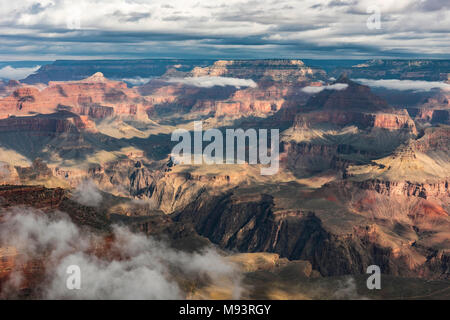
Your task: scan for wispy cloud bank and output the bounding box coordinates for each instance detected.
[72,180,103,207]
[166,76,257,88]
[354,79,450,92]
[301,83,348,94]
[0,208,242,299]
[0,65,41,80]
[120,77,153,86]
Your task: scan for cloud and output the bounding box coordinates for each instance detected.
[0,208,242,299]
[0,208,88,261]
[333,277,368,300]
[120,77,153,86]
[301,83,348,93]
[0,0,448,59]
[0,65,41,80]
[166,76,257,88]
[354,78,450,92]
[72,180,103,207]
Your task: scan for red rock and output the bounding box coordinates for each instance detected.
[0,73,152,120]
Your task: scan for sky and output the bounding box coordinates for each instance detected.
[0,0,449,61]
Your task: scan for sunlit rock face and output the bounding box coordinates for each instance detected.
[140,60,325,117]
[0,73,152,120]
[189,59,326,83]
[287,76,418,134]
[0,111,96,135]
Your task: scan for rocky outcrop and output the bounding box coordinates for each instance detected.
[329,59,450,81]
[293,109,417,132]
[138,170,236,213]
[291,76,417,133]
[340,179,450,199]
[0,185,65,209]
[372,112,418,132]
[0,80,26,99]
[281,141,354,175]
[144,79,308,117]
[415,108,450,124]
[0,73,152,120]
[305,75,390,112]
[174,191,449,278]
[414,126,450,152]
[191,84,289,116]
[189,59,326,83]
[0,111,95,134]
[15,159,53,182]
[142,60,323,117]
[62,104,114,119]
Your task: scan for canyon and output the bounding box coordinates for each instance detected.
[0,58,449,299]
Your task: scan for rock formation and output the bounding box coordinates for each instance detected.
[0,73,152,119]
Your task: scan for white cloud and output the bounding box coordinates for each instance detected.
[354,79,450,92]
[72,179,103,207]
[301,83,348,94]
[333,277,368,300]
[0,208,242,299]
[166,76,257,88]
[0,208,89,260]
[0,65,41,80]
[120,77,153,86]
[0,0,448,59]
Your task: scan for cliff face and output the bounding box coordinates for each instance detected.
[281,76,419,179]
[142,60,320,117]
[414,126,450,152]
[189,59,326,83]
[412,91,450,125]
[0,185,65,209]
[328,59,450,81]
[174,191,449,279]
[65,104,114,119]
[0,73,152,120]
[292,110,417,132]
[160,84,294,117]
[141,81,239,115]
[289,77,418,132]
[344,126,450,184]
[0,111,94,135]
[99,160,240,213]
[0,80,28,99]
[306,76,390,112]
[340,179,449,199]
